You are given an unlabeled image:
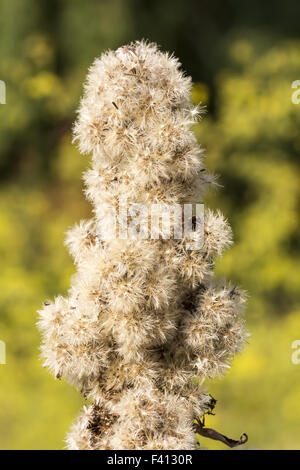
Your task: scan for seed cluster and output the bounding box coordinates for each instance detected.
[38,41,247,450]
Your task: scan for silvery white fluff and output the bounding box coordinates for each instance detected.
[38,41,247,450]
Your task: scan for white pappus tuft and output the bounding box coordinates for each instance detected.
[38,41,247,450]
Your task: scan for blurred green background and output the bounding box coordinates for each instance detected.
[0,0,300,450]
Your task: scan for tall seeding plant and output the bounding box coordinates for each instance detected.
[38,41,248,450]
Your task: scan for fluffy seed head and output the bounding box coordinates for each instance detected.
[38,41,247,450]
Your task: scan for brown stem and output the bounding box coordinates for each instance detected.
[194,418,248,448]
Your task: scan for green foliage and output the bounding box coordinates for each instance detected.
[194,39,300,449]
[0,170,89,449]
[195,39,300,319]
